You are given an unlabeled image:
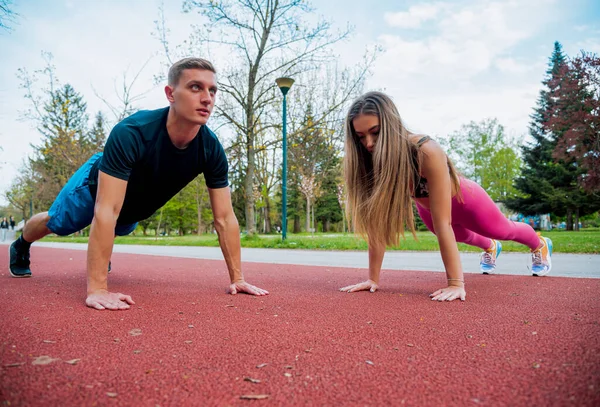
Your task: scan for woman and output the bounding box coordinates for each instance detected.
[1,217,8,242]
[340,91,552,302]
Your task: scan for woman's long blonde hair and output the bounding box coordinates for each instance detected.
[343,91,460,247]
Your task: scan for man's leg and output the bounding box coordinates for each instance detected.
[8,212,54,277]
[9,153,102,278]
[22,212,53,242]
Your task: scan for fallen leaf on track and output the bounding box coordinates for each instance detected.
[256,363,268,368]
[129,329,142,336]
[365,360,375,366]
[65,359,80,365]
[32,356,60,365]
[244,377,261,383]
[43,340,56,344]
[240,394,269,400]
[106,392,118,398]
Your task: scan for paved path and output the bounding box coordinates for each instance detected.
[24,241,600,279]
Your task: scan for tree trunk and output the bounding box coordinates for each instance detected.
[305,197,310,232]
[575,208,580,231]
[156,208,164,238]
[264,199,272,233]
[196,184,205,236]
[245,137,256,235]
[566,208,573,231]
[293,215,301,233]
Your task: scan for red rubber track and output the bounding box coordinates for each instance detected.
[1,247,599,406]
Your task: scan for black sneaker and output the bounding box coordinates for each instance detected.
[9,241,32,278]
[108,261,111,273]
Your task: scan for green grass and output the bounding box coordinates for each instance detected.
[43,229,600,253]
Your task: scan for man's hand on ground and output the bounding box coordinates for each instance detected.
[229,281,269,296]
[86,289,135,310]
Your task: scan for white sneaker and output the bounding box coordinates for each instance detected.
[480,240,502,274]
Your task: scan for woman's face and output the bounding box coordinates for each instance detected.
[352,114,379,153]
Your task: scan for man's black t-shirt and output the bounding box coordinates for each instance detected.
[88,107,228,225]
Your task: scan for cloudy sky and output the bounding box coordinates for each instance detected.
[0,0,599,205]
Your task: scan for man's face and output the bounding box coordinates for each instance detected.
[167,69,217,126]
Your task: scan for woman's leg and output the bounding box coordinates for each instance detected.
[416,202,492,250]
[453,179,540,250]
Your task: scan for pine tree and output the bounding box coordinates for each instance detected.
[87,111,108,152]
[507,42,600,229]
[30,83,90,208]
[506,43,569,220]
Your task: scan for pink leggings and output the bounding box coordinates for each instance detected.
[415,178,540,251]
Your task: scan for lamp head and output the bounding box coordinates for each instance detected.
[276,77,294,96]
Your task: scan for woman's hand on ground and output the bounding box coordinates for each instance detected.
[340,280,379,293]
[429,286,466,301]
[86,289,135,310]
[229,281,269,296]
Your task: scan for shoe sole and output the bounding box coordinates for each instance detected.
[532,238,552,277]
[8,244,32,278]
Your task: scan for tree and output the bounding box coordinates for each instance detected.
[29,84,92,207]
[93,59,153,124]
[506,42,600,229]
[159,175,214,235]
[0,0,18,31]
[157,0,373,234]
[289,104,341,232]
[17,53,102,208]
[549,52,600,194]
[88,111,108,153]
[5,160,36,222]
[253,131,280,233]
[315,160,343,232]
[442,118,522,201]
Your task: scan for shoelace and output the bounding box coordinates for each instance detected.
[480,252,493,264]
[531,250,543,266]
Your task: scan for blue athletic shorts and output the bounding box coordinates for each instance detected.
[47,153,138,236]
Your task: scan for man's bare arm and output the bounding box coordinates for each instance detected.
[86,170,135,310]
[208,187,268,296]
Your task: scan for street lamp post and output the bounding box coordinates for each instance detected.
[275,77,294,240]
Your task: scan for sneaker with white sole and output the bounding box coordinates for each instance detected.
[9,240,32,278]
[480,239,502,274]
[531,236,552,276]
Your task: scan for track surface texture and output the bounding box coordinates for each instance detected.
[1,247,599,406]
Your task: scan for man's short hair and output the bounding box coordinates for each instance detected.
[168,57,216,86]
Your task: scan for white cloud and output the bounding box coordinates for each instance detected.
[366,0,567,145]
[384,3,444,29]
[495,57,533,73]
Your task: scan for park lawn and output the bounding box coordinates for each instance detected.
[43,229,600,253]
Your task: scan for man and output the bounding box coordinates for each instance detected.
[8,57,269,310]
